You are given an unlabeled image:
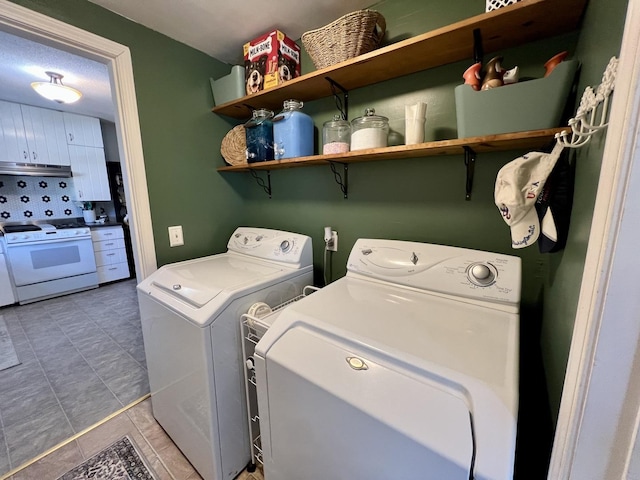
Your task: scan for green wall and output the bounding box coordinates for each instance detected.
[541,0,628,423]
[9,0,246,264]
[8,0,629,475]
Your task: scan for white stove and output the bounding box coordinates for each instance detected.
[2,223,91,244]
[1,220,97,304]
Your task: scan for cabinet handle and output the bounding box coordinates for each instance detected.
[32,152,37,160]
[105,242,114,246]
[107,253,116,256]
[69,133,74,142]
[23,151,28,159]
[104,233,113,236]
[108,267,118,271]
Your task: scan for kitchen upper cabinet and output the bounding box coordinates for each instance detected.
[0,100,29,163]
[0,100,70,166]
[68,145,110,201]
[20,105,71,166]
[63,112,104,148]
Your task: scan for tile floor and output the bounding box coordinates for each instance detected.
[3,396,263,480]
[0,279,149,476]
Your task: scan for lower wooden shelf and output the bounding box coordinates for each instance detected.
[216,128,567,172]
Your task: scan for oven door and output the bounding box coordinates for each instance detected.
[6,237,97,286]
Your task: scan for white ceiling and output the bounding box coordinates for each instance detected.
[0,0,374,122]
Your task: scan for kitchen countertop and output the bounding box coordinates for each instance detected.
[85,221,123,228]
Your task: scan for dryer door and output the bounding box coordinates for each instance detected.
[256,325,475,480]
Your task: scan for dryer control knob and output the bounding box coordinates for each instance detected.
[468,263,496,286]
[280,240,291,253]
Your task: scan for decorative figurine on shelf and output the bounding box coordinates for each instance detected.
[463,62,483,90]
[503,66,520,85]
[481,56,505,90]
[544,51,569,77]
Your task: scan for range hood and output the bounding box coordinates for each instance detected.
[0,162,72,178]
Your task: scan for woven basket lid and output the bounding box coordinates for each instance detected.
[221,125,247,166]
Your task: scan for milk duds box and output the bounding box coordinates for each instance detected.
[243,30,301,95]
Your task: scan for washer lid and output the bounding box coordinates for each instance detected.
[150,255,283,307]
[262,325,474,478]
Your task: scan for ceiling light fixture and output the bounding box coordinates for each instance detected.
[31,71,82,104]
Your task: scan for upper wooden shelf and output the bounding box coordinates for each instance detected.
[217,128,566,172]
[212,0,588,119]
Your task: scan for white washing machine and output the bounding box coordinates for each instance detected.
[254,238,521,480]
[137,227,313,480]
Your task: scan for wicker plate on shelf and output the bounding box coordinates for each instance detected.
[220,125,247,166]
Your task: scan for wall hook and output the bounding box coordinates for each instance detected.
[555,56,618,148]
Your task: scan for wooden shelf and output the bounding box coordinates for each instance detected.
[212,0,587,119]
[217,128,566,172]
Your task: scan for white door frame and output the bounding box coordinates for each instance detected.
[549,0,640,477]
[0,0,157,282]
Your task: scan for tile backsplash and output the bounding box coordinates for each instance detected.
[0,175,114,222]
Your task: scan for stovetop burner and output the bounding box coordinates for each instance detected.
[1,224,42,234]
[1,219,87,235]
[51,221,85,229]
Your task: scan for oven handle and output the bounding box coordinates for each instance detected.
[5,236,92,248]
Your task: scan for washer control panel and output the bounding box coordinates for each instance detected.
[347,239,521,307]
[227,227,313,268]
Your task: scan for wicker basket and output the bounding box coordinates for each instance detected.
[301,10,386,70]
[486,0,521,11]
[220,125,247,166]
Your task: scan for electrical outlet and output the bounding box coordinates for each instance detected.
[168,225,184,247]
[327,230,338,252]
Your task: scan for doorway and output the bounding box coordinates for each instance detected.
[0,1,156,283]
[0,1,157,475]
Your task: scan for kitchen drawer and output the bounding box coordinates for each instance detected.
[91,226,124,242]
[97,262,129,283]
[93,238,125,252]
[95,247,128,267]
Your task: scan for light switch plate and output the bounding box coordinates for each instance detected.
[168,225,184,247]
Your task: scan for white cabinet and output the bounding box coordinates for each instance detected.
[0,100,70,166]
[20,105,70,165]
[0,100,29,163]
[63,112,104,147]
[91,226,130,284]
[69,145,110,201]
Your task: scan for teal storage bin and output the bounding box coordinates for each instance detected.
[210,65,245,106]
[455,59,579,138]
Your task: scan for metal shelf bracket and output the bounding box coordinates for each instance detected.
[463,146,476,201]
[329,161,348,199]
[249,169,272,198]
[325,77,349,120]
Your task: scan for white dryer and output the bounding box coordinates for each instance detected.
[254,239,521,480]
[137,227,313,480]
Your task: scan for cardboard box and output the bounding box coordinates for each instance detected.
[243,30,301,95]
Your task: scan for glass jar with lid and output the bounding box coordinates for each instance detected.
[350,108,389,151]
[322,115,351,154]
[245,108,275,162]
[273,99,314,160]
